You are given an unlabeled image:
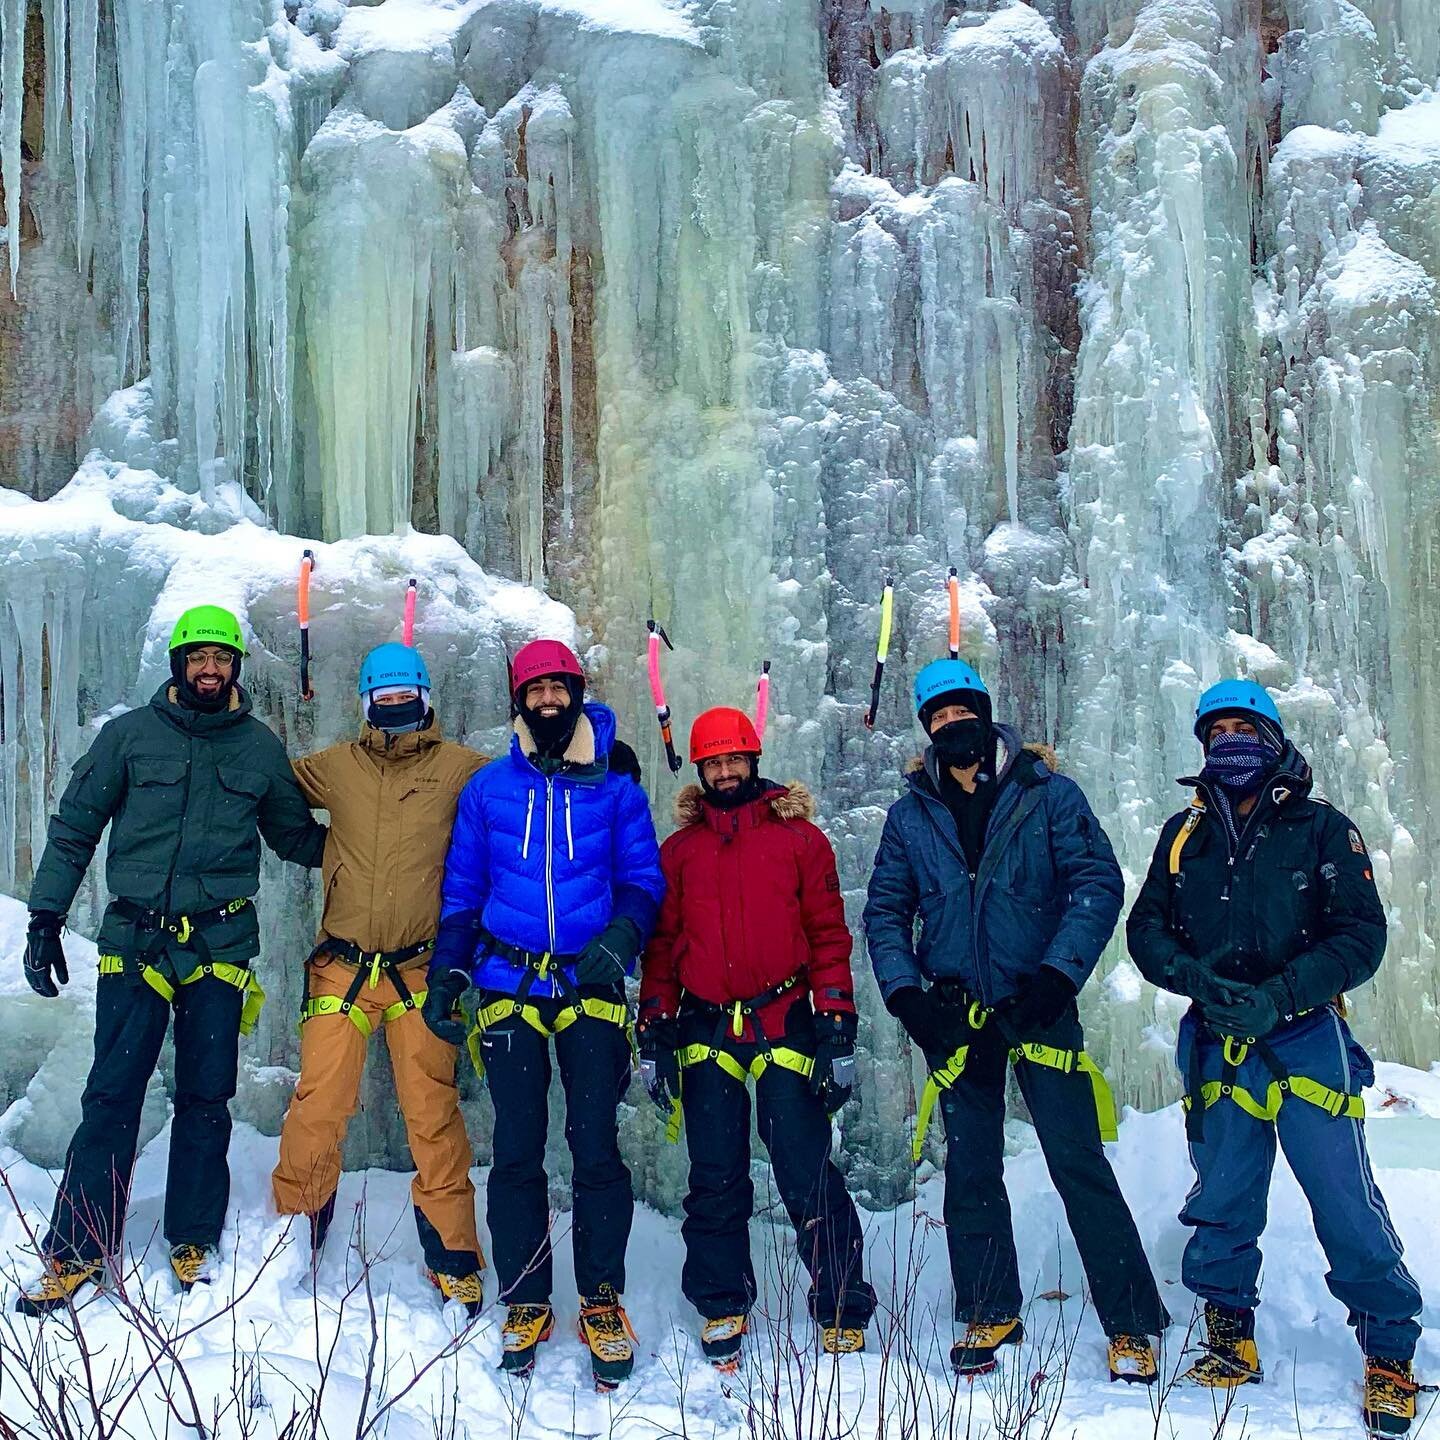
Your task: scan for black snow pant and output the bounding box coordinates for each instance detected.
[937,1002,1168,1337]
[476,988,633,1303]
[678,1006,876,1330]
[44,968,243,1263]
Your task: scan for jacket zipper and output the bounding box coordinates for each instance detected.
[163,734,196,913]
[544,778,557,950]
[521,790,535,859]
[565,790,574,860]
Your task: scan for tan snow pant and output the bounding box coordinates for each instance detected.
[272,956,480,1262]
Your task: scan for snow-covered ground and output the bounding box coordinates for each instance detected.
[2,1041,1437,1436]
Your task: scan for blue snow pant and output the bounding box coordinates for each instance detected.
[1177,1006,1422,1360]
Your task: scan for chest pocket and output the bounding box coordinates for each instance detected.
[216,765,266,825]
[123,756,189,831]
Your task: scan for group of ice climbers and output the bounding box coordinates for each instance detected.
[11,607,1427,1433]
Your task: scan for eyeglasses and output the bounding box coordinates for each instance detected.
[186,648,235,670]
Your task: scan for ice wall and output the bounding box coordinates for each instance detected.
[2,0,1440,1205]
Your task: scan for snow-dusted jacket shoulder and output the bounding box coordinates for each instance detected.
[434,701,664,996]
[640,780,854,1039]
[862,725,1122,1008]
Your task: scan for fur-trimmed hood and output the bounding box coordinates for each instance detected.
[514,709,597,767]
[673,779,816,827]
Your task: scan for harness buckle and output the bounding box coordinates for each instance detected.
[537,952,552,979]
[968,1001,988,1030]
[173,915,192,945]
[369,954,383,990]
[732,1002,744,1038]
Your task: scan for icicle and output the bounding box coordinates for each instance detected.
[0,0,25,294]
[68,0,97,264]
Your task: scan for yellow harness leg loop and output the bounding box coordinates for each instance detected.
[1009,1044,1120,1142]
[912,1044,972,1164]
[664,1038,815,1145]
[1184,1075,1362,1124]
[466,994,632,1078]
[100,954,266,1036]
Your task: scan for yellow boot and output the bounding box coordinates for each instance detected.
[499,1302,554,1376]
[578,1283,636,1390]
[15,1258,103,1316]
[951,1317,1023,1377]
[1185,1303,1262,1388]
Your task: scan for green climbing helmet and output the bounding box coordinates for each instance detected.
[168,605,248,656]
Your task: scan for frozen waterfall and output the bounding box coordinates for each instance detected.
[1,0,1438,1209]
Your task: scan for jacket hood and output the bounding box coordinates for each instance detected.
[359,718,445,758]
[673,779,815,828]
[511,699,616,771]
[154,681,252,729]
[906,724,1057,793]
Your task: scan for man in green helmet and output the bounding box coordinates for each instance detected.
[15,604,327,1312]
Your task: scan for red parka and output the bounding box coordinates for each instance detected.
[640,781,857,1040]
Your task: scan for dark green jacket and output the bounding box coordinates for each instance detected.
[1126,744,1385,1014]
[29,685,326,932]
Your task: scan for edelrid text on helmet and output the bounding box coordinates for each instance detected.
[357,643,432,696]
[168,605,247,656]
[1194,679,1283,743]
[913,658,987,719]
[511,639,584,695]
[690,707,762,763]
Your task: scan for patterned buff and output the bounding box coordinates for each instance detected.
[1201,732,1282,844]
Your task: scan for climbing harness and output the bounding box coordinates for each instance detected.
[754,659,771,745]
[663,975,815,1143]
[298,550,315,702]
[863,576,895,731]
[101,898,264,1034]
[909,997,1119,1163]
[464,927,632,1077]
[299,938,434,1037]
[646,620,683,773]
[1183,1024,1363,1141]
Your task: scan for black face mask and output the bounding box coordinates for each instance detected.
[525,701,580,758]
[368,698,429,734]
[171,649,240,713]
[930,717,991,771]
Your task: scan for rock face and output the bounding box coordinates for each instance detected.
[0,0,1438,1204]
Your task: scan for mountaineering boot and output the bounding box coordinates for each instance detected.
[700,1314,747,1372]
[1184,1302,1262,1388]
[1108,1333,1159,1385]
[1363,1356,1429,1437]
[14,1258,103,1316]
[308,1192,336,1262]
[578,1283,637,1391]
[499,1303,554,1377]
[428,1268,482,1319]
[951,1318,1024,1377]
[821,1323,866,1355]
[170,1243,218,1292]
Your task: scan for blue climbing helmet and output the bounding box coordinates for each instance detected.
[357,642,431,697]
[913,658,989,729]
[1194,678,1284,749]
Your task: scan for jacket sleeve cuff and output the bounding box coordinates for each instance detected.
[877,964,926,1004]
[812,983,857,1015]
[611,883,660,942]
[1038,950,1090,991]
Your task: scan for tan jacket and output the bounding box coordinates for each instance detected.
[293,724,488,954]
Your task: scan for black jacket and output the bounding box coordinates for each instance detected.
[29,683,326,921]
[1126,743,1385,1013]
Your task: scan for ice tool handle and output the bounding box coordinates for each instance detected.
[647,620,684,774]
[863,578,895,731]
[754,660,771,744]
[402,577,417,647]
[298,550,315,702]
[948,567,960,660]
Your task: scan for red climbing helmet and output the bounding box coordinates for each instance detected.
[689,707,762,763]
[510,639,584,697]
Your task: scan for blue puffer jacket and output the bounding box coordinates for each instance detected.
[434,702,664,997]
[862,726,1123,1007]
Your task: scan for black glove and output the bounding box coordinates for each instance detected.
[1202,978,1291,1040]
[999,966,1077,1037]
[809,1011,858,1114]
[886,985,969,1059]
[23,911,68,999]
[1162,950,1252,1009]
[637,1015,681,1116]
[575,916,641,988]
[421,967,471,1046]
